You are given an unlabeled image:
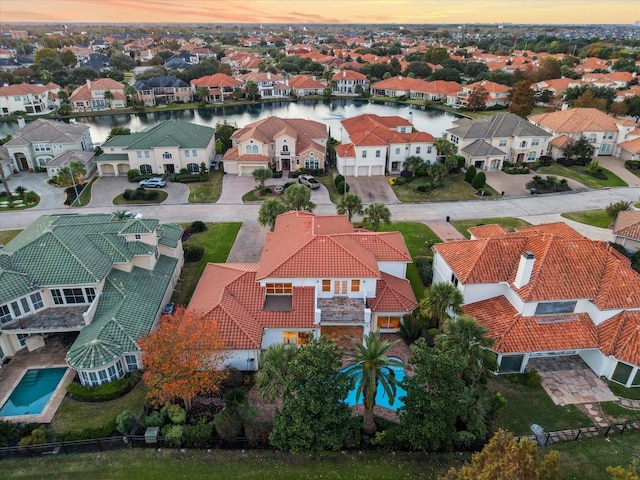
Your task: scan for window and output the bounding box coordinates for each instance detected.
[607,132,614,140]
[20,297,30,313]
[265,283,293,294]
[528,151,537,161]
[85,288,96,303]
[51,289,64,305]
[520,141,527,148]
[362,151,367,158]
[191,150,197,157]
[377,316,401,329]
[450,273,459,287]
[351,280,360,292]
[427,146,432,154]
[0,305,12,324]
[532,139,540,146]
[499,139,507,147]
[186,163,199,174]
[283,332,311,345]
[587,134,597,144]
[125,354,139,371]
[136,151,142,159]
[416,147,421,154]
[135,234,141,240]
[282,144,289,152]
[17,333,29,347]
[375,150,381,158]
[499,355,523,373]
[144,151,150,158]
[63,288,85,304]
[11,302,21,317]
[99,370,108,383]
[322,280,331,292]
[162,152,172,159]
[140,164,152,175]
[304,157,319,169]
[51,287,94,305]
[395,148,400,154]
[534,301,576,315]
[612,361,633,385]
[334,280,347,295]
[185,150,190,157]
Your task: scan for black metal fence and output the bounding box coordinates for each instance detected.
[515,420,640,446]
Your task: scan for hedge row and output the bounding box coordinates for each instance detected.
[625,160,640,170]
[66,372,141,402]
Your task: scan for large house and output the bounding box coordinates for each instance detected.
[613,211,640,253]
[0,213,183,386]
[69,78,127,111]
[97,120,216,176]
[444,113,552,171]
[188,212,417,370]
[190,73,243,102]
[222,116,327,175]
[432,222,640,388]
[0,83,60,116]
[239,72,291,99]
[448,80,510,108]
[288,75,326,96]
[332,70,370,95]
[335,113,436,176]
[133,76,193,106]
[3,119,93,174]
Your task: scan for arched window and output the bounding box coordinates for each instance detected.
[186,163,199,174]
[587,134,597,144]
[245,145,252,153]
[282,144,289,152]
[139,164,152,174]
[304,157,319,169]
[162,152,172,159]
[252,145,259,154]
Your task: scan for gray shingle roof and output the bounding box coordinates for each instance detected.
[460,139,506,157]
[4,119,89,146]
[448,112,551,140]
[46,150,94,168]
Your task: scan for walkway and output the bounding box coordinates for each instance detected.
[598,156,640,187]
[424,220,466,242]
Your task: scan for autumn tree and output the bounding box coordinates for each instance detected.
[139,306,228,410]
[508,81,535,118]
[467,85,488,111]
[537,56,562,81]
[573,89,608,111]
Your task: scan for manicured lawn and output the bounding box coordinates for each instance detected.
[0,191,41,209]
[391,174,500,202]
[451,217,531,239]
[188,170,224,203]
[113,190,168,205]
[50,382,147,434]
[536,164,627,189]
[171,222,241,306]
[600,401,640,423]
[315,174,342,203]
[561,209,612,229]
[608,381,640,401]
[72,177,97,207]
[489,376,593,435]
[0,229,22,245]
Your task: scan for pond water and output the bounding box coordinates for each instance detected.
[0,99,460,144]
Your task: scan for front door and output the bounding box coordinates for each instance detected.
[333,280,347,295]
[18,154,28,170]
[164,164,175,174]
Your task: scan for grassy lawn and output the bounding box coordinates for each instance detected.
[72,177,97,207]
[188,170,224,203]
[490,376,593,435]
[391,174,500,202]
[608,381,640,401]
[600,401,640,423]
[451,217,531,239]
[171,222,241,306]
[315,174,342,203]
[0,192,41,210]
[113,190,168,205]
[0,229,22,245]
[536,164,627,189]
[561,209,613,229]
[50,382,147,434]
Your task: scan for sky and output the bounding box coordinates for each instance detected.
[1,0,639,25]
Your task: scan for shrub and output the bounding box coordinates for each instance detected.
[143,409,166,428]
[464,165,476,183]
[557,156,573,167]
[398,313,423,345]
[393,176,410,186]
[606,200,632,219]
[66,372,139,402]
[400,169,413,178]
[416,184,433,194]
[272,170,283,178]
[289,170,300,179]
[624,160,640,170]
[223,367,243,389]
[0,421,16,447]
[166,404,187,425]
[190,220,207,233]
[116,410,137,435]
[336,180,350,193]
[415,257,433,286]
[524,369,541,388]
[161,424,184,446]
[471,171,486,190]
[587,160,602,175]
[175,173,202,183]
[18,427,48,446]
[214,408,243,441]
[127,169,140,182]
[334,174,345,188]
[184,244,204,262]
[183,420,214,448]
[54,420,117,441]
[538,155,553,166]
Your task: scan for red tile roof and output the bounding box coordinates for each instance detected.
[529,108,619,133]
[369,271,418,313]
[613,210,640,241]
[190,73,243,88]
[597,311,640,366]
[341,113,435,147]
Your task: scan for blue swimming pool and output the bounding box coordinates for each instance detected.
[0,367,67,417]
[341,362,407,411]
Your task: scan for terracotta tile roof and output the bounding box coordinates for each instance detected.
[288,75,325,89]
[190,73,243,88]
[335,143,355,157]
[0,83,58,97]
[332,70,368,81]
[369,271,417,313]
[229,116,327,154]
[464,80,510,93]
[464,296,599,354]
[371,76,430,91]
[341,113,434,147]
[613,211,640,240]
[529,108,619,133]
[468,224,509,239]
[597,311,640,366]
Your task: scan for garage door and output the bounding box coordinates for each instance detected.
[357,165,369,177]
[370,166,383,176]
[343,166,354,176]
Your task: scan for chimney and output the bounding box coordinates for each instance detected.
[514,252,534,288]
[86,79,91,89]
[267,71,271,80]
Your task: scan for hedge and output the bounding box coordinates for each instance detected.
[625,160,640,170]
[66,371,140,402]
[54,419,117,442]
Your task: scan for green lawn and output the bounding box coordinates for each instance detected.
[315,174,342,203]
[391,174,500,202]
[171,222,241,306]
[73,177,98,207]
[50,382,147,434]
[561,209,613,229]
[113,190,168,205]
[188,170,224,203]
[489,376,593,435]
[600,401,640,423]
[451,217,531,239]
[536,164,627,189]
[608,381,640,401]
[0,229,22,245]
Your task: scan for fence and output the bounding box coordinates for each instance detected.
[515,420,640,447]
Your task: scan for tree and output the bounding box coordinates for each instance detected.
[283,183,315,212]
[214,121,237,152]
[56,161,87,189]
[139,306,228,410]
[254,343,296,402]
[624,96,640,122]
[59,50,77,67]
[258,198,290,231]
[537,56,562,81]
[567,136,595,166]
[245,81,259,101]
[574,89,608,111]
[363,202,391,231]
[605,200,632,219]
[442,429,560,479]
[195,86,210,103]
[508,81,535,118]
[110,53,136,71]
[252,167,273,188]
[269,337,353,453]
[607,463,640,480]
[103,90,113,108]
[434,138,457,162]
[609,101,629,118]
[420,282,463,331]
[107,126,132,140]
[348,331,403,435]
[424,47,450,64]
[464,165,477,184]
[336,192,363,222]
[403,156,424,176]
[0,148,14,201]
[471,171,486,190]
[34,47,58,64]
[467,86,488,111]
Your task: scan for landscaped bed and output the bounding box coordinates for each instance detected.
[391,173,499,202]
[188,170,223,203]
[0,190,40,209]
[113,189,168,205]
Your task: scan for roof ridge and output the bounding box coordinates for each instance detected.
[326,236,380,276]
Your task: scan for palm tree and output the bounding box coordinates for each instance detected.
[254,343,296,402]
[403,156,424,177]
[111,210,130,221]
[420,282,464,332]
[363,202,391,231]
[348,331,403,435]
[283,183,315,212]
[433,137,457,162]
[103,90,113,108]
[336,192,363,222]
[252,167,273,189]
[0,149,14,201]
[245,81,259,102]
[258,198,289,231]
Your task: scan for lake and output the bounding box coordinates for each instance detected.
[0,99,460,144]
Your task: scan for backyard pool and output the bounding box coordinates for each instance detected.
[341,361,407,411]
[0,367,68,417]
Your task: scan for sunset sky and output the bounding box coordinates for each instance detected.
[2,0,639,25]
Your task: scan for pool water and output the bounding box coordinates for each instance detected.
[341,363,407,411]
[0,367,67,417]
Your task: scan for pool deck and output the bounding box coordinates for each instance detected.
[0,338,75,423]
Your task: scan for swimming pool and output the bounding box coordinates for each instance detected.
[340,362,407,411]
[0,367,68,417]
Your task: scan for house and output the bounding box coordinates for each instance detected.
[432,222,640,388]
[188,211,417,370]
[449,80,510,108]
[222,116,327,175]
[444,113,551,171]
[370,76,429,98]
[288,75,326,96]
[336,113,436,176]
[239,72,291,99]
[43,150,96,181]
[0,213,183,386]
[79,53,111,71]
[190,73,243,102]
[0,83,60,116]
[133,76,193,106]
[97,120,215,176]
[332,70,370,95]
[3,119,93,173]
[613,211,640,253]
[412,80,462,102]
[69,78,127,111]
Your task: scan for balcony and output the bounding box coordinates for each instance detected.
[317,297,367,324]
[1,306,87,334]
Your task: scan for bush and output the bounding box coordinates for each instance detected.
[19,427,48,446]
[0,421,16,447]
[66,372,139,402]
[400,169,413,178]
[143,409,166,428]
[398,312,423,345]
[272,170,283,178]
[223,367,244,389]
[538,155,553,166]
[184,244,204,262]
[393,176,410,186]
[415,257,433,286]
[54,420,117,441]
[122,187,160,201]
[175,173,202,183]
[183,420,214,448]
[116,410,137,435]
[166,404,187,425]
[161,424,184,446]
[214,408,243,441]
[557,156,573,167]
[127,169,140,182]
[605,200,632,219]
[464,165,476,183]
[190,220,207,233]
[289,170,300,179]
[416,184,433,194]
[335,181,349,194]
[334,174,345,188]
[524,369,541,387]
[471,171,486,190]
[625,160,640,170]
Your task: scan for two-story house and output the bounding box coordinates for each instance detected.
[0,213,183,386]
[69,78,127,111]
[0,83,60,116]
[332,70,370,95]
[190,73,243,102]
[335,114,436,176]
[239,72,291,99]
[221,116,327,175]
[432,222,640,388]
[448,80,510,108]
[444,113,552,171]
[96,120,215,176]
[133,76,193,106]
[3,119,93,173]
[288,75,326,96]
[188,212,417,370]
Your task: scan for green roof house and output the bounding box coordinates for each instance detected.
[96,120,215,178]
[0,213,183,386]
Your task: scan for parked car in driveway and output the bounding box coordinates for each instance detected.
[139,177,166,188]
[298,174,320,189]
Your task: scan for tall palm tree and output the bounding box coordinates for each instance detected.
[420,282,464,331]
[0,148,13,201]
[258,198,289,231]
[335,192,363,222]
[252,167,273,189]
[363,202,391,231]
[283,183,315,212]
[348,330,403,435]
[103,90,113,108]
[254,343,296,402]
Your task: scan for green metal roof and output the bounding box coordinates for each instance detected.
[101,120,214,151]
[157,223,182,248]
[95,153,130,162]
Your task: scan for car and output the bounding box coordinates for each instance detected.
[162,302,175,315]
[298,174,320,189]
[139,177,166,188]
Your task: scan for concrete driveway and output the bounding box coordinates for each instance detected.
[5,171,66,210]
[219,174,332,205]
[346,176,400,205]
[89,176,190,207]
[597,156,640,187]
[485,170,589,197]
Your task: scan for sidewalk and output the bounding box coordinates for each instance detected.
[519,213,613,242]
[424,220,466,242]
